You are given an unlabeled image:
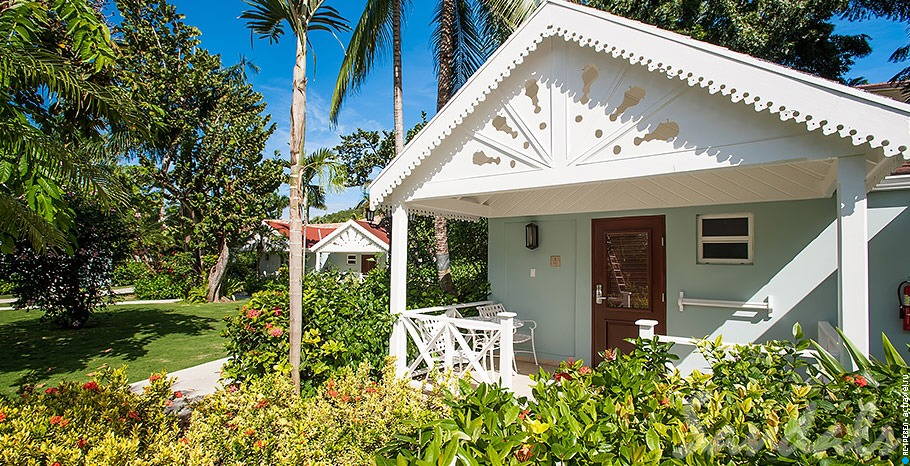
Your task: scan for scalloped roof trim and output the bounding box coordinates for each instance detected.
[371,1,910,209]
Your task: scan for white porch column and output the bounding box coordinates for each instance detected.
[835,155,869,358]
[389,204,409,377]
[498,312,515,389]
[314,252,325,271]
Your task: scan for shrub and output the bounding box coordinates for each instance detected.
[0,366,185,464]
[221,271,396,389]
[134,253,199,300]
[380,328,904,464]
[112,260,151,286]
[180,362,443,465]
[0,198,128,328]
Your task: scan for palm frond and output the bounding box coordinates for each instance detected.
[329,0,398,125]
[476,0,538,46]
[433,0,488,96]
[0,192,68,252]
[241,0,291,44]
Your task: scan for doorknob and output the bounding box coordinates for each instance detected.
[595,284,605,304]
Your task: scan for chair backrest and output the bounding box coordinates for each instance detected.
[444,307,462,318]
[477,303,506,319]
[417,318,448,355]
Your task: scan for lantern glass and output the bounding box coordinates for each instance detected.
[525,223,539,250]
[365,209,375,222]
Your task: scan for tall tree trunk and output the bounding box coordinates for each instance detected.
[288,38,308,393]
[206,236,229,302]
[392,0,405,156]
[433,0,456,295]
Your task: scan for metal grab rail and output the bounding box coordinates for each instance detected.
[678,291,773,317]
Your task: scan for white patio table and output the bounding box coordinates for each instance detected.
[461,315,523,371]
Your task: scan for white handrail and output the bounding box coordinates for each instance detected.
[678,291,773,317]
[399,300,496,315]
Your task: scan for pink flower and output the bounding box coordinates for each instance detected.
[853,375,868,387]
[45,387,60,395]
[246,309,261,319]
[553,372,573,382]
[269,327,284,338]
[149,374,162,382]
[82,381,100,391]
[173,391,184,398]
[578,366,592,375]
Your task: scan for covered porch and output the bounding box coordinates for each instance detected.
[371,0,910,389]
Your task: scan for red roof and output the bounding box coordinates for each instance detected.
[264,219,389,248]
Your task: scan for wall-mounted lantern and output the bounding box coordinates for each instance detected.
[365,209,375,223]
[525,223,539,250]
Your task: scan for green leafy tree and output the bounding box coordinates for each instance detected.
[0,197,129,328]
[844,0,910,87]
[0,0,141,252]
[116,0,286,301]
[487,0,873,82]
[240,0,350,393]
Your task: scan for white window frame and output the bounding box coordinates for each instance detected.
[697,213,753,265]
[346,254,357,265]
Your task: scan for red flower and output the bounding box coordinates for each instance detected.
[515,444,534,462]
[341,395,351,403]
[254,440,265,449]
[326,389,339,398]
[127,410,140,420]
[179,437,189,445]
[82,381,100,391]
[659,397,670,407]
[268,327,284,338]
[45,387,60,395]
[273,309,282,316]
[173,391,184,398]
[553,372,573,382]
[246,309,261,319]
[853,375,868,387]
[227,384,239,393]
[51,463,61,466]
[49,415,69,427]
[365,386,377,394]
[518,409,530,420]
[0,412,6,422]
[76,438,88,448]
[255,399,269,409]
[578,366,592,375]
[244,429,255,436]
[148,374,162,382]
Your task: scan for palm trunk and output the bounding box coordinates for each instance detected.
[288,37,308,393]
[433,0,457,295]
[392,0,404,156]
[206,236,229,302]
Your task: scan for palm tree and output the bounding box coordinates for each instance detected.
[1,0,140,253]
[240,0,349,392]
[331,0,534,294]
[301,148,347,231]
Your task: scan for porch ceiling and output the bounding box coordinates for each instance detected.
[407,159,842,218]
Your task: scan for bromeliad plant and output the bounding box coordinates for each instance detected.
[379,327,905,465]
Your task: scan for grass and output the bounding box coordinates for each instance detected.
[0,300,243,395]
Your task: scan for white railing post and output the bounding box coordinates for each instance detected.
[390,316,407,377]
[636,319,659,339]
[443,320,454,370]
[498,312,515,389]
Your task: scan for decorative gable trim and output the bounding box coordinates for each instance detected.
[310,220,389,253]
[370,0,910,211]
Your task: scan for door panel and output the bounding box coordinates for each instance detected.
[592,216,665,365]
[361,254,376,274]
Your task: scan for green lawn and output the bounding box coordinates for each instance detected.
[0,301,242,395]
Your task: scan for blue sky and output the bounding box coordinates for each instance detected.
[163,1,907,217]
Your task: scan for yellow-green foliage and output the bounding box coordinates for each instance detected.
[0,366,185,465]
[180,361,444,465]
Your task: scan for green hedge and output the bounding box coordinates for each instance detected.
[380,328,905,464]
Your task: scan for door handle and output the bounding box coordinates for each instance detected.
[595,284,605,304]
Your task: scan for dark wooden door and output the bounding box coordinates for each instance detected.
[591,216,666,365]
[360,254,376,274]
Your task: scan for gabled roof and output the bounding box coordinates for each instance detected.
[370,0,910,209]
[263,219,389,250]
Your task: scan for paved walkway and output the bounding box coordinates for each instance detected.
[130,357,229,411]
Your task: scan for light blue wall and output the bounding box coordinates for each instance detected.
[868,190,910,357]
[489,193,909,367]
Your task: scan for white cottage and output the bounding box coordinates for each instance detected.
[262,219,389,276]
[370,0,910,385]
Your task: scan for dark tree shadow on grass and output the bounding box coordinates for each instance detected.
[0,307,219,389]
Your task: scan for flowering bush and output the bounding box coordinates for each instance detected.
[179,362,443,465]
[0,366,186,464]
[221,271,396,390]
[380,327,904,464]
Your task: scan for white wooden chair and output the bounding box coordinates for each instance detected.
[476,303,539,367]
[411,317,474,379]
